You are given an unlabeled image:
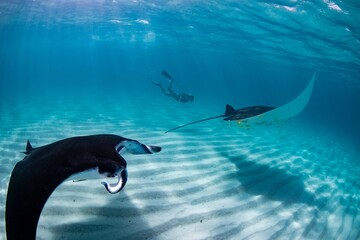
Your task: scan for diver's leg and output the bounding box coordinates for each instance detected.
[168,86,180,100]
[152,79,169,96]
[167,79,180,99]
[159,85,170,96]
[168,79,174,91]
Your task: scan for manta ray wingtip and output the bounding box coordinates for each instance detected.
[22,140,33,155]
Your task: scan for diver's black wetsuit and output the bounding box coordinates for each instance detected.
[152,78,194,103]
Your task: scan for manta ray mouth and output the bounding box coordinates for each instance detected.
[101,168,128,194]
[100,140,161,194]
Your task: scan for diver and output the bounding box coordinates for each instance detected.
[151,70,194,103]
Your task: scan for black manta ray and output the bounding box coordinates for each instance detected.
[166,104,275,133]
[5,134,161,240]
[166,73,315,133]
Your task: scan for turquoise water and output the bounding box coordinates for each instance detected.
[1,0,359,144]
[1,0,360,239]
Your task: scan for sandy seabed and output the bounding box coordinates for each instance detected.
[1,96,359,240]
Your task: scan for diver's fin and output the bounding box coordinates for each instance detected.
[23,140,33,155]
[161,70,172,80]
[151,79,161,86]
[225,104,236,116]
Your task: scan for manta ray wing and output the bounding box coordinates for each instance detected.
[240,73,315,126]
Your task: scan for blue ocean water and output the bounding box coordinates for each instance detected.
[0,0,360,239]
[1,0,359,144]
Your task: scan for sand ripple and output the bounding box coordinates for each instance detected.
[0,98,359,239]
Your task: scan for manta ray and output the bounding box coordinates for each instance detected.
[5,134,161,240]
[166,73,315,133]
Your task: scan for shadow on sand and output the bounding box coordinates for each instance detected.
[215,146,319,207]
[50,193,157,240]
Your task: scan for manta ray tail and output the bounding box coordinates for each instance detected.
[166,104,237,133]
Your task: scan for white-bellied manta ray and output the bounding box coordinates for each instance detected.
[5,134,161,240]
[166,73,315,133]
